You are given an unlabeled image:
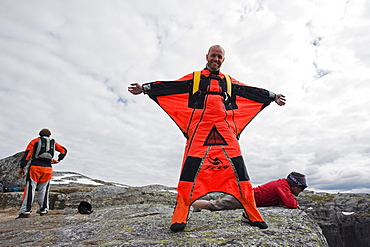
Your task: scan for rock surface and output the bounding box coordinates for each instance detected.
[0,151,25,189]
[299,190,370,247]
[2,152,369,246]
[0,179,328,247]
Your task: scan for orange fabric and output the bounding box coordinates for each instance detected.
[29,166,53,184]
[22,138,66,163]
[20,137,67,169]
[54,142,67,154]
[22,185,27,201]
[146,69,272,226]
[24,138,38,161]
[21,166,52,200]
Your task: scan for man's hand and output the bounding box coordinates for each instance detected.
[128,83,144,95]
[275,94,286,106]
[17,168,25,178]
[51,159,60,164]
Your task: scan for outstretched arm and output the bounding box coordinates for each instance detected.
[276,186,299,209]
[128,83,144,95]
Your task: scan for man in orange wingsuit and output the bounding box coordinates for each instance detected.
[128,45,286,231]
[17,128,67,218]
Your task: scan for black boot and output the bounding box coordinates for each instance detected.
[241,212,268,229]
[170,223,186,232]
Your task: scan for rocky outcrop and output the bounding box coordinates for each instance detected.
[299,191,370,247]
[0,179,328,246]
[0,156,328,247]
[2,152,369,246]
[0,151,25,189]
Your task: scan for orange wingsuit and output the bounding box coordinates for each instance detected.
[142,69,275,231]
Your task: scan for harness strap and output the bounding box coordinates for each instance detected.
[35,137,47,159]
[225,73,232,97]
[192,71,201,95]
[200,91,224,96]
[192,71,232,97]
[35,137,54,160]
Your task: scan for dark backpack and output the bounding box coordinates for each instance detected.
[78,201,93,214]
[0,180,8,193]
[34,137,55,160]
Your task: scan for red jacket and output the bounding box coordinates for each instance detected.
[253,178,299,208]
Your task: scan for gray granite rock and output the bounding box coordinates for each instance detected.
[299,190,370,247]
[0,151,25,189]
[0,202,327,246]
[2,152,368,246]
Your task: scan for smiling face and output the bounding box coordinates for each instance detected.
[206,45,225,71]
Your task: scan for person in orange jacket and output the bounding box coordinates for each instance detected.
[17,128,67,218]
[191,172,307,212]
[128,45,285,231]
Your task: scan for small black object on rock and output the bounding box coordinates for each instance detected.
[78,201,93,214]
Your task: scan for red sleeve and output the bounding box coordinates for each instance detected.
[276,181,299,209]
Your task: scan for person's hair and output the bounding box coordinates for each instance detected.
[39,128,51,137]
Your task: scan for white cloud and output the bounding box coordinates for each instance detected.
[0,0,369,192]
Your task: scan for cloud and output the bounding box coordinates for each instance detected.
[0,0,369,192]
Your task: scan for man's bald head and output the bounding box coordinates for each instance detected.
[206,45,225,71]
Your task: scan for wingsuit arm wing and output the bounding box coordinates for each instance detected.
[142,78,195,137]
[232,83,276,103]
[228,79,277,136]
[142,73,278,138]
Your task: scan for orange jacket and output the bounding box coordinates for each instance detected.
[20,137,67,168]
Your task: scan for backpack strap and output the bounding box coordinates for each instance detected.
[35,137,55,160]
[192,71,201,94]
[35,137,46,159]
[192,71,232,97]
[224,74,232,97]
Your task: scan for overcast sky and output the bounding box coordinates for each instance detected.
[1,0,369,193]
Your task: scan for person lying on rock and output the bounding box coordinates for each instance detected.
[191,172,307,223]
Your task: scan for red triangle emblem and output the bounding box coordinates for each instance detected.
[204,126,228,146]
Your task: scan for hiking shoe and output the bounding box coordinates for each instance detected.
[17,212,31,219]
[170,223,186,232]
[241,212,250,223]
[241,212,268,229]
[192,206,202,212]
[36,209,48,216]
